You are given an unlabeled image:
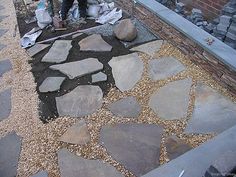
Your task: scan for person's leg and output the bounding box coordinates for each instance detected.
[77,0,87,18]
[61,0,74,20]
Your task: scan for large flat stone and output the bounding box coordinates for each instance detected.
[130,40,163,57]
[165,135,192,161]
[56,85,103,117]
[31,171,48,177]
[121,19,158,48]
[83,23,114,36]
[0,29,7,37]
[0,133,22,177]
[0,5,5,10]
[149,78,192,120]
[148,57,186,81]
[59,120,91,145]
[0,88,11,121]
[39,77,65,93]
[185,83,236,134]
[58,148,123,177]
[108,53,144,92]
[27,44,50,57]
[0,59,12,77]
[108,96,141,118]
[79,34,112,52]
[92,72,107,83]
[42,40,72,63]
[142,125,236,177]
[100,123,163,176]
[50,58,103,79]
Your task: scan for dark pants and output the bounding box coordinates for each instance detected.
[61,0,87,20]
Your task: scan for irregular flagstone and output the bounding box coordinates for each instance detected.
[0,133,22,177]
[79,34,112,52]
[50,58,103,79]
[0,59,12,77]
[42,40,72,63]
[148,57,186,81]
[108,53,144,92]
[39,77,65,93]
[31,171,48,177]
[56,85,103,117]
[0,88,11,121]
[185,83,236,134]
[59,119,91,145]
[165,135,192,161]
[149,78,192,120]
[27,43,50,57]
[100,123,163,176]
[83,23,114,36]
[0,43,6,51]
[92,72,107,83]
[108,96,141,118]
[0,29,8,37]
[130,40,163,57]
[121,19,158,48]
[58,148,124,177]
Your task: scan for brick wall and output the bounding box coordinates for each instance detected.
[115,0,236,96]
[192,0,228,18]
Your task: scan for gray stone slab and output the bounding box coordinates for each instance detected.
[0,29,7,37]
[165,135,192,161]
[56,85,103,117]
[137,0,236,71]
[148,57,186,81]
[100,123,163,176]
[0,88,11,121]
[130,40,163,57]
[149,78,192,120]
[92,72,107,83]
[142,125,236,177]
[27,44,50,57]
[108,53,144,92]
[121,19,158,48]
[39,77,65,93]
[108,96,141,118]
[42,40,72,63]
[0,44,6,51]
[31,171,48,177]
[0,59,12,77]
[79,34,112,52]
[58,148,123,177]
[185,83,236,134]
[50,58,103,79]
[59,120,91,145]
[0,133,22,177]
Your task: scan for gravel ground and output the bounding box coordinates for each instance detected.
[0,1,236,177]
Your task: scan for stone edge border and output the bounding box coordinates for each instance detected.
[115,0,236,96]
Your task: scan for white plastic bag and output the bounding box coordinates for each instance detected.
[35,8,52,29]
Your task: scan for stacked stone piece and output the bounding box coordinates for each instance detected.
[174,2,185,15]
[225,15,236,49]
[188,9,208,29]
[214,15,232,41]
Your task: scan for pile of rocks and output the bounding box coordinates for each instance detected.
[174,2,185,16]
[206,0,236,49]
[187,8,208,29]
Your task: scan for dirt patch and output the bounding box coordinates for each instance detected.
[30,34,133,122]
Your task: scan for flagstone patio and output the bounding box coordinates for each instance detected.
[0,0,236,177]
